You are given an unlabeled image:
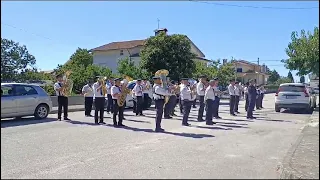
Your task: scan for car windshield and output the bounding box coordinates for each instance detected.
[279,85,305,92]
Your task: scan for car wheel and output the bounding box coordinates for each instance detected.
[275,106,281,112]
[34,104,49,119]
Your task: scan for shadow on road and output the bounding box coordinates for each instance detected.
[1,117,57,128]
[104,124,215,139]
[281,109,314,115]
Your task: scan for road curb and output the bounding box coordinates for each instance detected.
[50,108,85,114]
[280,110,319,179]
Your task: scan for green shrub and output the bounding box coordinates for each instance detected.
[43,85,55,96]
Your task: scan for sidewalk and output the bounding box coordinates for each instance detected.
[280,108,319,179]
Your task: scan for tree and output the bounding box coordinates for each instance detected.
[283,27,319,76]
[275,77,293,85]
[300,76,305,83]
[117,57,151,79]
[287,71,294,82]
[268,69,280,84]
[215,63,236,87]
[1,38,36,82]
[140,32,196,81]
[192,60,219,79]
[54,48,112,94]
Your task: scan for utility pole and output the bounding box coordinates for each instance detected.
[257,57,260,84]
[257,57,260,65]
[232,56,237,81]
[157,18,160,29]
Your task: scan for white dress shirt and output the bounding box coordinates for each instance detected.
[196,82,205,96]
[213,86,220,97]
[133,84,143,97]
[180,85,196,101]
[244,87,248,94]
[111,85,121,99]
[93,82,103,98]
[205,86,216,100]
[153,84,171,100]
[234,85,240,96]
[142,81,151,94]
[228,84,236,96]
[106,82,112,95]
[82,84,93,97]
[54,81,64,96]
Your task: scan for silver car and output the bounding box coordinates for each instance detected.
[1,83,53,119]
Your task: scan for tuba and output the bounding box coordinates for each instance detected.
[155,69,170,104]
[62,70,73,97]
[97,76,107,96]
[117,75,132,107]
[188,79,197,100]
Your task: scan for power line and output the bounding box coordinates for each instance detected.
[189,0,319,10]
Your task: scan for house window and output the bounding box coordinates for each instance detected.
[236,68,243,72]
[120,50,124,56]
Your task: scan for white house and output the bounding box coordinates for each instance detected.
[89,28,211,74]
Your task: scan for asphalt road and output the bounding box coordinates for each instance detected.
[1,94,313,179]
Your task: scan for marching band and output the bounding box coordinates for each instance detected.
[55,70,265,132]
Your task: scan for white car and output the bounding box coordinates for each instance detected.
[1,83,53,119]
[274,83,317,113]
[314,87,319,94]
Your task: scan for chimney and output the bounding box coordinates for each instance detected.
[222,59,228,65]
[154,28,168,36]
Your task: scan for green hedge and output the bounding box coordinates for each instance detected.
[264,85,279,90]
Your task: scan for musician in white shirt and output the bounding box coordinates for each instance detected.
[142,79,151,110]
[93,77,105,124]
[111,78,125,127]
[196,75,207,122]
[153,76,171,132]
[82,80,94,117]
[53,74,70,121]
[133,79,144,116]
[212,78,222,119]
[204,80,216,125]
[234,81,241,114]
[180,78,196,126]
[228,80,237,116]
[106,79,114,114]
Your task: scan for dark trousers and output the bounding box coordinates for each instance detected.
[192,99,197,107]
[247,98,256,118]
[113,99,124,125]
[143,93,149,109]
[84,97,93,116]
[179,97,183,113]
[256,95,261,109]
[234,95,240,112]
[133,98,137,113]
[136,96,143,115]
[213,96,220,117]
[260,93,264,108]
[245,93,249,111]
[205,99,214,123]
[170,95,177,115]
[106,94,113,113]
[94,97,105,123]
[197,95,205,120]
[155,99,165,130]
[229,95,236,114]
[164,95,176,117]
[57,96,68,119]
[182,100,192,124]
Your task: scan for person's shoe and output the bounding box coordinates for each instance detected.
[215,116,222,119]
[236,111,240,114]
[193,106,197,108]
[95,122,99,125]
[155,128,165,132]
[57,118,61,121]
[171,113,177,116]
[206,122,214,125]
[123,117,126,120]
[139,114,145,116]
[164,116,172,119]
[64,118,70,120]
[118,124,126,127]
[230,113,237,116]
[99,121,106,124]
[198,119,205,122]
[182,123,190,126]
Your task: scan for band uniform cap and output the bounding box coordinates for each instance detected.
[152,76,160,79]
[142,78,147,80]
[213,77,219,81]
[199,75,207,78]
[181,78,189,80]
[114,78,121,81]
[209,80,215,83]
[137,79,142,81]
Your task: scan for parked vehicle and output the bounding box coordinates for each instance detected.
[274,83,317,113]
[1,83,53,119]
[103,80,153,108]
[314,87,319,94]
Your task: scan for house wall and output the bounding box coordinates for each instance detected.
[93,44,207,73]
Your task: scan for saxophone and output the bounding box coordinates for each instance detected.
[117,76,132,107]
[62,70,73,97]
[155,69,170,104]
[188,79,197,100]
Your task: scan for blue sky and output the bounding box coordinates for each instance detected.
[1,1,319,81]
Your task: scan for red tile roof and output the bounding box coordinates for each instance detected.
[91,39,146,51]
